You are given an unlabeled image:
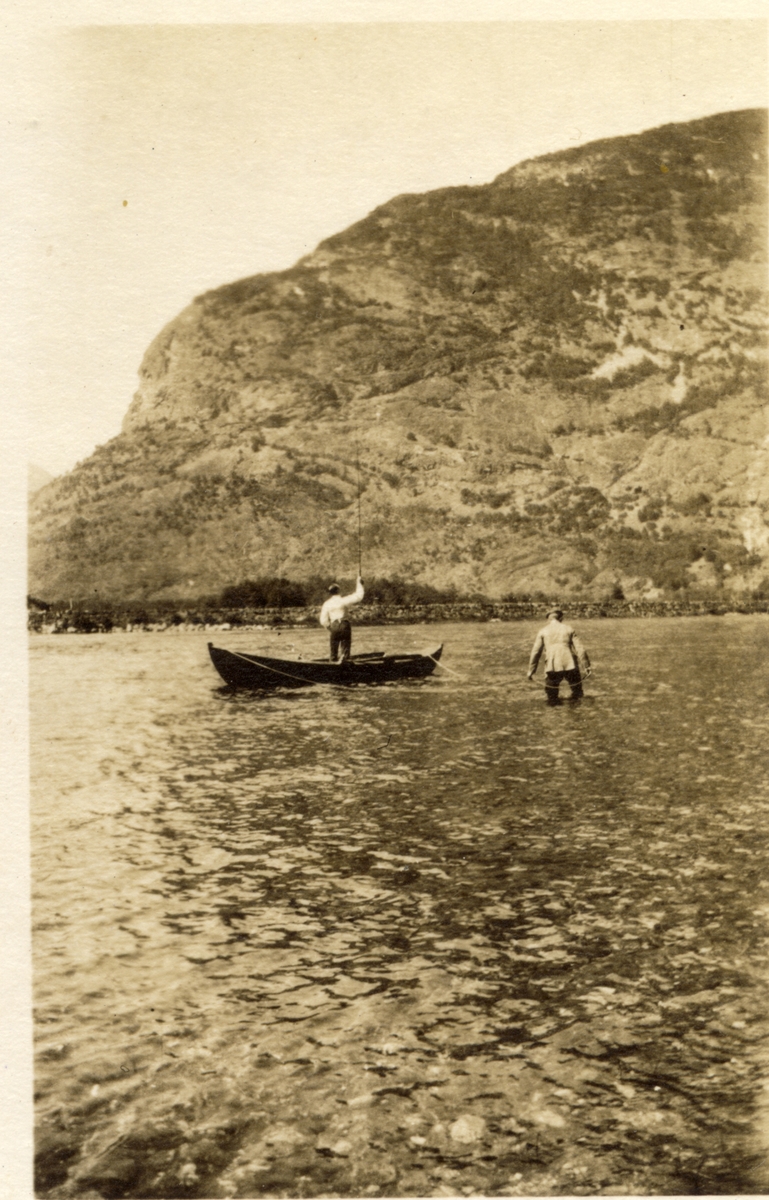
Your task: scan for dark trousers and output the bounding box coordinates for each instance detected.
[329,619,352,663]
[545,668,583,705]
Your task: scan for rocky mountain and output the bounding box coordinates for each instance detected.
[29,109,768,604]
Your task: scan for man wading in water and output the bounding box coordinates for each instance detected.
[319,577,364,663]
[527,607,591,704]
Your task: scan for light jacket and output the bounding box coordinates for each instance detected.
[528,618,590,674]
[319,579,364,629]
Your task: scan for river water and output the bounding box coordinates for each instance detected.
[32,617,769,1198]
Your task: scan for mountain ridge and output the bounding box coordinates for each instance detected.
[29,108,768,604]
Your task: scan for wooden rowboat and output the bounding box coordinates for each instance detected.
[208,642,443,689]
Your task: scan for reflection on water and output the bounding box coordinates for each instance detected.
[32,618,769,1197]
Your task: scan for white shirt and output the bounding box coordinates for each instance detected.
[319,579,364,628]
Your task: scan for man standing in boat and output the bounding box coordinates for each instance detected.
[527,607,591,704]
[319,576,364,663]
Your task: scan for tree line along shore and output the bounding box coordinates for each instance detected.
[27,596,769,635]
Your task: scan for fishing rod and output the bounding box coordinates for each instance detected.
[355,442,363,578]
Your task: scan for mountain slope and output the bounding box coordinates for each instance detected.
[30,109,768,603]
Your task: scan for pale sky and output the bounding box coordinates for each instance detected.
[16,17,769,476]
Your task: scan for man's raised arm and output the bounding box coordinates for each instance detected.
[341,577,364,606]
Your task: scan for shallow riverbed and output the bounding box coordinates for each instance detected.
[32,617,769,1197]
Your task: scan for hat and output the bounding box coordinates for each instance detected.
[547,607,563,618]
[328,584,340,594]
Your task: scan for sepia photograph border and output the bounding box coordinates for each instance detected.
[5,2,768,1198]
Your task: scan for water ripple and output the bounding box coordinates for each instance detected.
[32,619,769,1197]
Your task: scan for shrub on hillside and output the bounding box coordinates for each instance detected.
[520,351,597,384]
[219,577,307,608]
[638,499,665,523]
[602,527,754,593]
[364,576,458,606]
[614,402,681,436]
[675,492,712,517]
[610,357,661,389]
[551,486,611,534]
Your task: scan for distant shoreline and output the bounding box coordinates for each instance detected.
[28,598,769,634]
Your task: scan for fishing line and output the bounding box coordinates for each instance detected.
[528,672,595,693]
[424,654,465,680]
[219,648,442,688]
[223,648,317,686]
[355,442,363,579]
[402,639,465,680]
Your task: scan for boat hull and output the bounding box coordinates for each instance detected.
[208,642,443,689]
